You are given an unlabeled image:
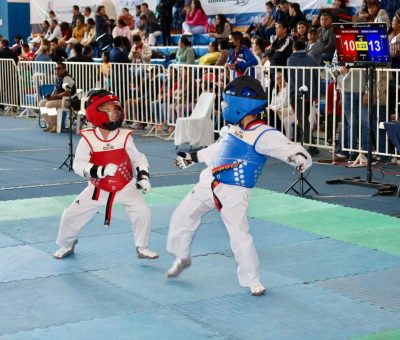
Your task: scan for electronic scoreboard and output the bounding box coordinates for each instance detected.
[333,23,390,66]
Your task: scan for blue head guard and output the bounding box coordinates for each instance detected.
[221,75,267,125]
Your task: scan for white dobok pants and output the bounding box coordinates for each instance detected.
[167,171,261,287]
[56,182,151,249]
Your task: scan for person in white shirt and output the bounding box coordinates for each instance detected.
[53,90,159,260]
[267,70,295,140]
[166,75,312,296]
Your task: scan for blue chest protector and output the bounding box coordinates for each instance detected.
[212,124,271,188]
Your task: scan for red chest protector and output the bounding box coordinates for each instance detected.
[81,128,134,226]
[81,128,134,192]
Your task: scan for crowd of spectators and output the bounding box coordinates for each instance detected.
[0,0,399,159]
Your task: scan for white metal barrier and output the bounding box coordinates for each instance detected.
[0,58,398,160]
[0,59,19,112]
[17,61,56,117]
[256,65,337,150]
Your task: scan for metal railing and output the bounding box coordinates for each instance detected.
[0,58,398,160]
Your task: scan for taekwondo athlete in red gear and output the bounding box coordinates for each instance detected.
[166,75,312,296]
[53,90,158,260]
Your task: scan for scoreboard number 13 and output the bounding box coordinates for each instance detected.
[368,40,381,51]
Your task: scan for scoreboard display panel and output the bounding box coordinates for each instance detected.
[333,23,390,66]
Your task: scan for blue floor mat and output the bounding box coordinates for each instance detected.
[0,232,22,248]
[156,219,323,256]
[316,267,400,313]
[1,309,226,340]
[0,272,152,336]
[175,284,400,340]
[92,254,298,306]
[258,238,400,282]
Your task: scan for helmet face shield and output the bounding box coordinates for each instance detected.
[85,90,125,131]
[221,75,267,125]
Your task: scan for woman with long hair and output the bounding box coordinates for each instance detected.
[182,0,208,35]
[210,14,232,40]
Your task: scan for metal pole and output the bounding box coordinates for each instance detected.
[367,66,374,183]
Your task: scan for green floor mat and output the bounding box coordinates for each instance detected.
[0,187,184,222]
[249,192,328,218]
[0,195,76,222]
[152,184,194,199]
[338,228,400,256]
[353,328,400,340]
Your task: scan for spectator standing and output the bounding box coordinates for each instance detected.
[317,13,336,64]
[100,0,118,24]
[173,0,185,31]
[305,27,323,65]
[210,14,232,41]
[225,31,258,77]
[287,39,319,154]
[157,0,175,46]
[71,5,84,29]
[95,6,112,55]
[182,0,208,35]
[331,51,368,161]
[175,36,195,64]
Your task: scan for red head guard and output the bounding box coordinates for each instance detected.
[85,90,125,131]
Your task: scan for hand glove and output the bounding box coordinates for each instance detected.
[136,167,151,194]
[288,152,312,173]
[98,164,118,178]
[137,177,151,194]
[175,151,198,169]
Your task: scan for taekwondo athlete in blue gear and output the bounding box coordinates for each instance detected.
[166,75,312,296]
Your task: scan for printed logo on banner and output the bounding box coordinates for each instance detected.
[207,0,249,5]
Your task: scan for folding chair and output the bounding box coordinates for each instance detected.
[174,92,216,149]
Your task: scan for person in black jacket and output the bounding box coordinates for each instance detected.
[0,39,18,64]
[288,3,308,30]
[157,0,175,46]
